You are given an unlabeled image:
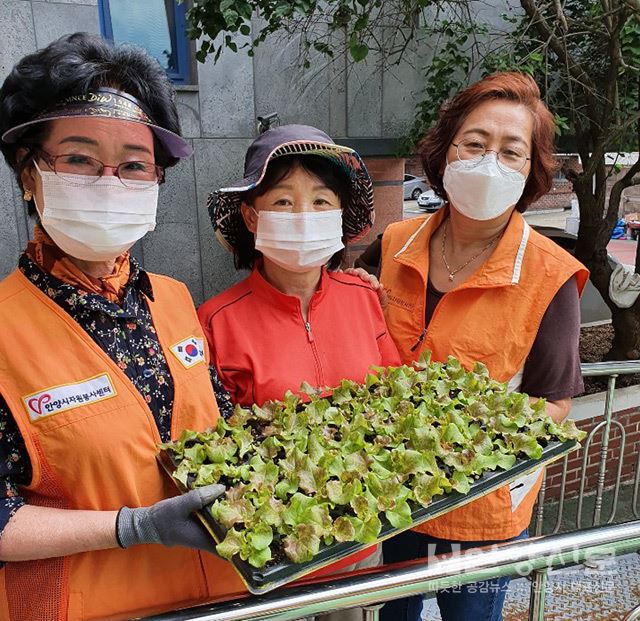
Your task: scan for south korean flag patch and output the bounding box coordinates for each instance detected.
[170,336,205,369]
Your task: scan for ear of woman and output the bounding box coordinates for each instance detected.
[17,147,38,201]
[240,202,258,234]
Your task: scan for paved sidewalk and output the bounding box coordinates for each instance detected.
[420,552,640,620]
[521,210,638,267]
[524,209,570,229]
[608,239,637,266]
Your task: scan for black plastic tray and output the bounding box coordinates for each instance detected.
[158,439,577,594]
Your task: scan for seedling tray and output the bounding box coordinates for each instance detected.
[158,438,577,594]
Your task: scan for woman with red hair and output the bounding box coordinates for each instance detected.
[379,72,589,620]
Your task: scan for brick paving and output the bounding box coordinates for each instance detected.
[419,552,640,620]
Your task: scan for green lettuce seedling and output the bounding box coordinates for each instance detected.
[161,353,586,568]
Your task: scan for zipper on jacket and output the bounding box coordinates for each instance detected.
[301,311,324,385]
[410,328,427,352]
[411,285,454,354]
[304,321,314,342]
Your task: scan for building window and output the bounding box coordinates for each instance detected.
[98,0,191,84]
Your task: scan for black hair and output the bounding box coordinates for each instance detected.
[0,32,181,213]
[233,154,350,271]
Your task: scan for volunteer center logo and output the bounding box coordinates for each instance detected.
[23,374,117,422]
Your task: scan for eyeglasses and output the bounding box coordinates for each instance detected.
[35,149,164,189]
[451,139,531,173]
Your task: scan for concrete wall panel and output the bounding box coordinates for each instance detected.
[252,20,332,131]
[175,90,202,139]
[0,2,34,278]
[44,0,98,5]
[142,222,203,303]
[192,137,252,302]
[381,36,425,138]
[198,35,255,138]
[328,32,348,138]
[346,52,383,137]
[32,1,99,48]
[0,163,27,279]
[157,149,198,225]
[0,0,37,82]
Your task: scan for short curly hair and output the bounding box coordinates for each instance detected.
[419,72,558,212]
[0,32,182,195]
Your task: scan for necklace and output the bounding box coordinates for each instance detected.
[441,218,502,282]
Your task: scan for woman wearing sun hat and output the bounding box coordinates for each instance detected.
[0,33,246,621]
[198,124,401,621]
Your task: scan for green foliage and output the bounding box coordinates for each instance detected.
[554,114,570,137]
[398,19,482,154]
[185,0,639,155]
[522,1,639,152]
[183,0,390,64]
[163,353,585,568]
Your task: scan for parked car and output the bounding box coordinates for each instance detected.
[417,189,445,212]
[403,174,429,200]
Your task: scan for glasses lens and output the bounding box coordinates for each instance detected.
[497,149,527,172]
[118,162,160,189]
[54,154,102,184]
[457,140,486,166]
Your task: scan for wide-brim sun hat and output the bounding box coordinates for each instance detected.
[208,124,375,252]
[1,86,192,159]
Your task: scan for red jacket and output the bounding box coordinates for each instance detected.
[198,266,400,572]
[198,266,401,406]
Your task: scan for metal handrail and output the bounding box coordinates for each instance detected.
[624,605,640,621]
[534,359,640,539]
[578,361,640,527]
[527,358,640,620]
[142,520,640,621]
[580,360,640,377]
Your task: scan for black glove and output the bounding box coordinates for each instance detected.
[116,484,225,553]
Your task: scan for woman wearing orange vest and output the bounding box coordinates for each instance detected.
[198,124,401,621]
[379,73,589,621]
[0,34,246,620]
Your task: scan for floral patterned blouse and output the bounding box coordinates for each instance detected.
[0,254,233,538]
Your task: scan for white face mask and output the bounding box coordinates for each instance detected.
[443,154,527,221]
[254,209,345,273]
[34,164,159,262]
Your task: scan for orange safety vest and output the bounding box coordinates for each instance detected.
[380,208,589,541]
[0,270,245,621]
